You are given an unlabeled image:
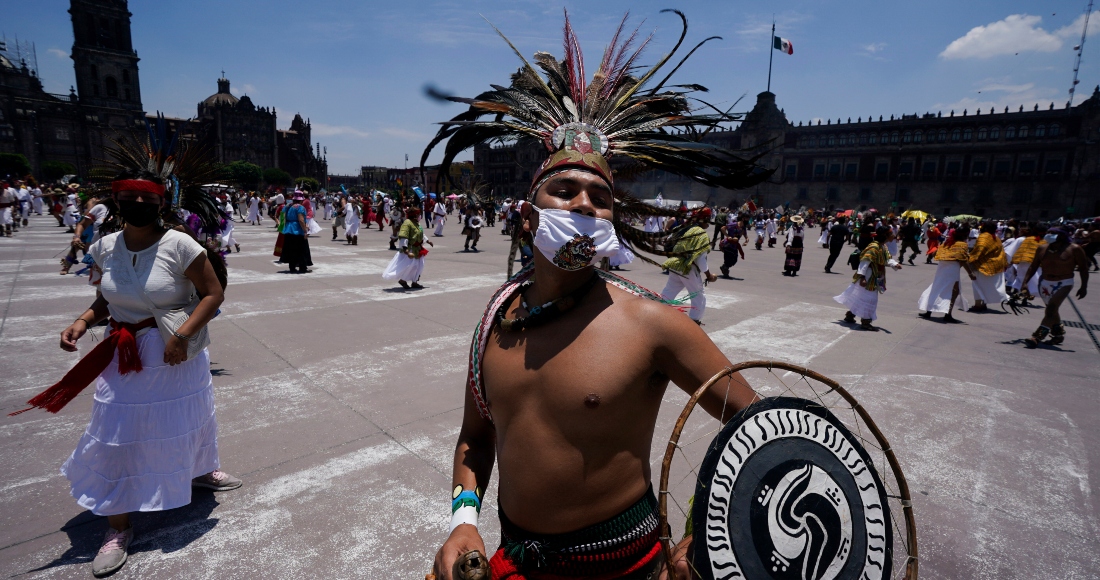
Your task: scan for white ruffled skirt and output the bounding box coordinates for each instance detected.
[834,283,880,320]
[382,252,424,282]
[61,329,219,516]
[345,217,361,236]
[917,261,968,313]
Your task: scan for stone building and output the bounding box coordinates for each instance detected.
[472,90,1100,219]
[194,76,276,169]
[0,0,328,183]
[0,0,146,176]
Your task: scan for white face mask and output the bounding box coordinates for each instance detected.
[1043,234,1059,244]
[531,206,622,271]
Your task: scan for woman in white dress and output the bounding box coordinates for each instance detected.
[383,207,433,288]
[246,194,261,224]
[344,195,361,245]
[21,170,241,577]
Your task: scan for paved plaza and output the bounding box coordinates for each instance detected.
[1,214,1098,579]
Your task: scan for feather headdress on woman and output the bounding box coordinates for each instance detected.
[422,10,773,266]
[91,114,229,286]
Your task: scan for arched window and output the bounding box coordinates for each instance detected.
[914,130,923,143]
[951,128,961,142]
[963,128,972,140]
[847,133,855,146]
[937,129,947,142]
[1035,124,1046,137]
[1050,123,1061,137]
[902,131,912,143]
[890,131,899,144]
[1005,126,1016,139]
[1018,125,1029,138]
[990,126,1000,139]
[869,133,878,145]
[977,127,988,140]
[105,76,118,98]
[828,134,836,146]
[859,133,868,145]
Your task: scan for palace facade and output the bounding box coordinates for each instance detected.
[472,89,1100,219]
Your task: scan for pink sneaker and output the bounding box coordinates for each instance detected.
[92,527,132,577]
[191,469,243,491]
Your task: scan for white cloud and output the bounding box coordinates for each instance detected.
[1055,13,1100,41]
[931,77,1061,114]
[862,42,886,54]
[46,48,67,59]
[313,123,371,139]
[734,12,812,52]
[940,14,1063,59]
[381,127,430,141]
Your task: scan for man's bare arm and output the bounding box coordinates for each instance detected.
[433,385,496,580]
[650,302,759,422]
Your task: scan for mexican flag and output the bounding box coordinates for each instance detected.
[773,36,793,55]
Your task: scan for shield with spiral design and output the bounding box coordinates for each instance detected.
[692,397,892,580]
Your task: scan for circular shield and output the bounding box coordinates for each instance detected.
[692,396,892,580]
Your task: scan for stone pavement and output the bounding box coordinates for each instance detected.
[0,213,1097,579]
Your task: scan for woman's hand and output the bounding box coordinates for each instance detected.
[164,334,188,365]
[60,320,88,352]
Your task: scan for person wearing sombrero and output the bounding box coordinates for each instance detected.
[782,214,806,276]
[423,10,772,579]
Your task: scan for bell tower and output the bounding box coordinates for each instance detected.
[68,0,142,111]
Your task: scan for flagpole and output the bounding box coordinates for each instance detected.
[767,20,775,93]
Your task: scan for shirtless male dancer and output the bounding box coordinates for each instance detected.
[433,169,758,580]
[426,12,772,578]
[1021,226,1089,346]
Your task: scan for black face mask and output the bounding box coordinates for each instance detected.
[118,200,161,228]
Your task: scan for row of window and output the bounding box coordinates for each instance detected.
[788,157,1064,180]
[800,124,1061,148]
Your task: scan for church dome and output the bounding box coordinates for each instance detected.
[202,76,238,107]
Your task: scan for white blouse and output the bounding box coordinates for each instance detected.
[89,229,206,323]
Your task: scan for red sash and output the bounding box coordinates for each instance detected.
[11,318,157,415]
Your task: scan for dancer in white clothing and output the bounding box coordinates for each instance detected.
[20,133,240,576]
[246,194,261,224]
[344,195,361,245]
[433,199,447,236]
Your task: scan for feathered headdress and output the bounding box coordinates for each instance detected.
[92,113,226,234]
[91,114,229,286]
[422,10,771,193]
[423,10,773,269]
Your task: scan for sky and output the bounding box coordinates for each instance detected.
[5,1,1099,175]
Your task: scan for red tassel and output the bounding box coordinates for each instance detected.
[115,327,142,375]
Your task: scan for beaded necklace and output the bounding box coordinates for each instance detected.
[495,274,600,332]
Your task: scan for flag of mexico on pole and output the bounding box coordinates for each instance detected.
[766,21,792,93]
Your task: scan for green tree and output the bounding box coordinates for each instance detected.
[263,167,292,187]
[295,176,320,192]
[0,153,31,179]
[224,161,263,189]
[40,160,77,181]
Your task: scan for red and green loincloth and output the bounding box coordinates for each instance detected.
[489,488,663,579]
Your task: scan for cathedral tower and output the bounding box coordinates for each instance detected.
[68,0,142,111]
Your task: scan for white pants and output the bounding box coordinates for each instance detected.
[662,269,706,321]
[32,197,44,214]
[324,204,334,219]
[434,216,445,236]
